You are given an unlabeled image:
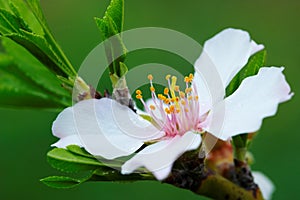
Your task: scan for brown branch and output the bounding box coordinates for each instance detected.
[164,151,263,200]
[195,173,263,200]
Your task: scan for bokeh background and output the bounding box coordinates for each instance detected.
[0,0,299,199]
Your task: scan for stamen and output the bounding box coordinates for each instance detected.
[179,91,185,98]
[158,94,166,101]
[136,90,142,95]
[165,74,171,80]
[170,76,177,98]
[164,88,169,95]
[189,73,194,81]
[171,76,177,87]
[150,105,156,110]
[136,94,143,99]
[164,98,171,104]
[185,87,192,93]
[181,99,186,105]
[184,76,189,83]
[169,105,175,113]
[150,86,155,92]
[165,108,171,114]
[139,73,203,137]
[148,74,153,81]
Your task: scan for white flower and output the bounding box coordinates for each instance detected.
[51,28,292,180]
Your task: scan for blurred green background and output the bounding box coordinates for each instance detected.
[0,0,299,199]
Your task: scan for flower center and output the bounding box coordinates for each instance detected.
[136,74,203,137]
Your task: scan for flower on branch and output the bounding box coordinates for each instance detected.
[51,29,292,197]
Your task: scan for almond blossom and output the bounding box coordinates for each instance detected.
[51,28,292,186]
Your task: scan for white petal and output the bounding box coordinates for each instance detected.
[52,98,163,159]
[250,40,265,55]
[206,67,293,140]
[51,135,83,148]
[192,71,218,114]
[52,107,77,138]
[194,28,264,90]
[99,98,164,140]
[253,171,275,200]
[121,131,201,180]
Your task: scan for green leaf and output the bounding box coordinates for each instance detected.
[232,134,248,148]
[66,145,95,158]
[95,0,127,78]
[40,176,83,189]
[47,148,104,173]
[0,0,77,79]
[2,37,71,99]
[0,53,68,110]
[0,8,30,34]
[92,168,154,182]
[23,0,48,28]
[95,16,127,76]
[0,1,10,10]
[101,0,124,33]
[41,168,154,189]
[226,50,267,97]
[6,31,71,77]
[41,170,95,189]
[44,147,155,188]
[119,62,128,77]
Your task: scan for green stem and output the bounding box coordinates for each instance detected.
[235,147,247,161]
[232,134,248,162]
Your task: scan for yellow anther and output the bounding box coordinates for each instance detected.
[165,108,171,114]
[147,74,153,80]
[171,76,177,83]
[188,96,193,101]
[136,94,143,99]
[189,73,194,81]
[174,85,180,92]
[136,90,142,95]
[185,108,189,112]
[195,96,199,101]
[164,88,169,95]
[185,87,192,93]
[164,98,171,104]
[184,76,189,83]
[170,105,175,112]
[150,86,155,92]
[170,76,177,98]
[176,109,180,113]
[158,94,166,101]
[165,74,171,80]
[181,99,186,105]
[150,105,156,110]
[179,91,185,98]
[171,97,179,102]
